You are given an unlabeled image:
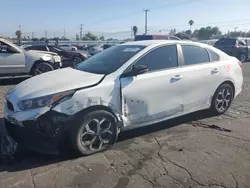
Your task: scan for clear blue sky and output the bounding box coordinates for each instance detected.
[1,0,250,39]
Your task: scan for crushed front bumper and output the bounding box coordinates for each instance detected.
[4,108,75,155]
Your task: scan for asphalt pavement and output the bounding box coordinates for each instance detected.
[0,63,250,188]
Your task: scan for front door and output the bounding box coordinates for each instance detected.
[0,41,26,75]
[120,44,186,127]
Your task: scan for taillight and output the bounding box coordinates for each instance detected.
[238,61,243,68]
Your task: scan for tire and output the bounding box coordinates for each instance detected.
[210,83,234,115]
[71,110,118,156]
[72,56,83,67]
[239,53,247,62]
[32,62,54,76]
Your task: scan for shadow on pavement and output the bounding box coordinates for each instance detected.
[0,110,225,173]
[0,77,29,86]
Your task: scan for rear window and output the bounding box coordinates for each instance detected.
[134,35,153,41]
[215,38,236,45]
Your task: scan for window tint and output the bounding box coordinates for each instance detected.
[134,35,153,41]
[0,42,9,53]
[207,49,219,62]
[182,45,209,65]
[154,35,168,40]
[135,45,178,72]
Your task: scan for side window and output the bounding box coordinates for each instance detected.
[182,45,209,65]
[0,42,10,53]
[135,45,178,72]
[32,46,47,51]
[207,49,219,62]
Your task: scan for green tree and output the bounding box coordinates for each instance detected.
[188,20,194,31]
[83,32,98,41]
[132,26,138,37]
[99,36,105,41]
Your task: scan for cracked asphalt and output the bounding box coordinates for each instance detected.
[0,63,250,188]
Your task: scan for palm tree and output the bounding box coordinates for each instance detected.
[132,26,138,37]
[188,20,194,31]
[15,30,22,45]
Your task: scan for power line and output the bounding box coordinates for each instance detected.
[85,0,204,26]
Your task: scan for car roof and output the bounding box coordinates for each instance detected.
[121,40,202,47]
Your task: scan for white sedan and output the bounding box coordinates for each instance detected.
[4,40,243,156]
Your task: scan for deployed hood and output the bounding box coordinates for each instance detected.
[8,68,104,100]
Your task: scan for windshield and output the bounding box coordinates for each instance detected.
[76,45,145,74]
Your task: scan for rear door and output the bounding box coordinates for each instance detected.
[177,44,224,111]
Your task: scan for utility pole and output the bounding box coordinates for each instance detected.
[32,32,34,39]
[234,27,238,32]
[64,24,66,38]
[45,30,47,38]
[131,26,133,39]
[80,24,83,40]
[143,9,149,34]
[19,25,21,31]
[54,32,56,38]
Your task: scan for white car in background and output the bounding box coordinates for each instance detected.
[59,44,78,51]
[4,40,243,156]
[0,38,62,77]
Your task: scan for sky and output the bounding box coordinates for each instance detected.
[1,0,250,39]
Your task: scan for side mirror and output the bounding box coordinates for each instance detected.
[122,65,148,77]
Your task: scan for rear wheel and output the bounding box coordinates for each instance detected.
[239,53,247,62]
[32,62,54,76]
[71,110,118,156]
[210,83,234,115]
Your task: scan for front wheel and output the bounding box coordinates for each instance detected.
[72,56,83,67]
[32,62,54,76]
[71,110,118,156]
[210,83,234,115]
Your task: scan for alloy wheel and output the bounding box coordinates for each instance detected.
[215,87,232,113]
[35,63,53,75]
[240,54,247,62]
[80,118,113,151]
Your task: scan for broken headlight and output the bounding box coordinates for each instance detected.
[17,90,75,110]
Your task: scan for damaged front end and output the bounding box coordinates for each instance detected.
[4,109,76,155]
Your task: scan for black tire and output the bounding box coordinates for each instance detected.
[71,110,118,156]
[32,62,54,76]
[72,56,83,67]
[239,53,247,62]
[210,83,234,115]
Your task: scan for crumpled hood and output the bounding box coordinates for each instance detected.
[7,68,104,101]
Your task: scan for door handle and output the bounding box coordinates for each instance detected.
[211,68,219,74]
[171,75,183,81]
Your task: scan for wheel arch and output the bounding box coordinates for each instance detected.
[75,105,123,128]
[29,60,52,75]
[215,80,235,98]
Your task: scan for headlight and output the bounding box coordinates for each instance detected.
[17,90,75,110]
